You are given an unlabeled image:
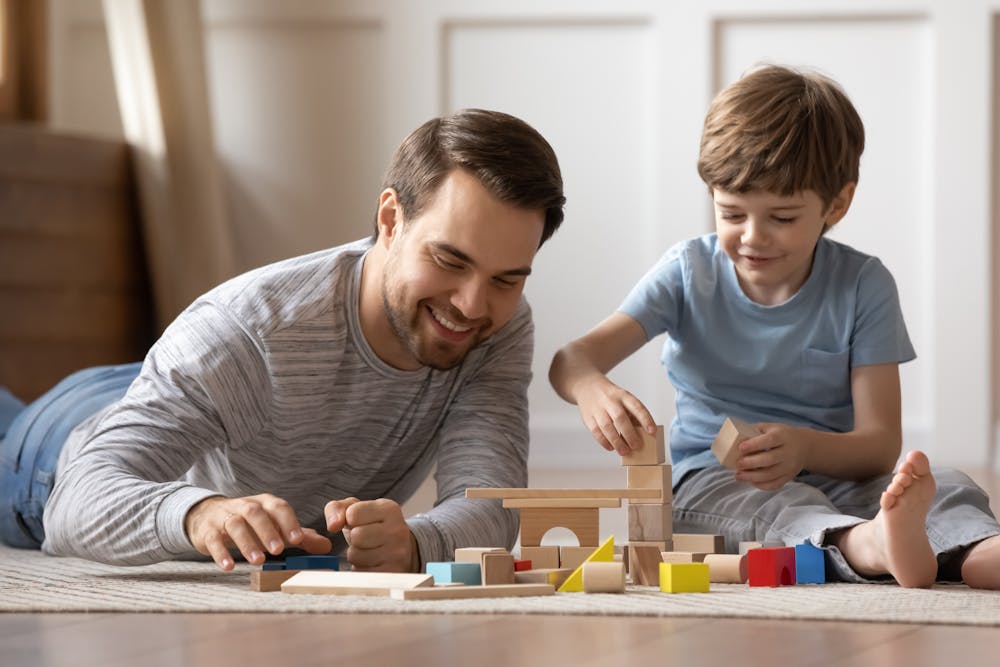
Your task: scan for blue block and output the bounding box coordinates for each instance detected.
[426,561,481,585]
[284,555,340,571]
[262,562,287,571]
[795,543,826,584]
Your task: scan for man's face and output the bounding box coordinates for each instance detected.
[713,188,839,306]
[377,169,545,370]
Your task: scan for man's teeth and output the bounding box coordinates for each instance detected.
[430,308,472,333]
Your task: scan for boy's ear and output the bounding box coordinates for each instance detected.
[376,188,405,247]
[824,182,857,229]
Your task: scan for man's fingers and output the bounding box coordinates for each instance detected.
[255,495,303,547]
[223,514,267,565]
[298,529,334,554]
[239,502,288,555]
[204,529,235,571]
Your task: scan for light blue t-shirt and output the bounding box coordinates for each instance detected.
[619,234,916,487]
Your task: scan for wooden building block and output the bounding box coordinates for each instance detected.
[627,503,673,542]
[704,553,748,583]
[503,497,621,509]
[627,543,663,586]
[672,533,725,554]
[482,552,516,585]
[660,551,708,563]
[251,569,301,592]
[794,543,826,584]
[284,555,340,571]
[519,507,599,548]
[711,417,761,468]
[390,583,554,601]
[454,547,506,564]
[628,540,671,552]
[625,466,671,504]
[466,488,661,500]
[659,562,710,593]
[747,547,797,587]
[739,541,763,555]
[281,571,434,596]
[426,561,482,586]
[582,561,626,594]
[620,425,666,466]
[557,535,615,593]
[559,546,596,570]
[520,546,559,570]
[514,568,573,588]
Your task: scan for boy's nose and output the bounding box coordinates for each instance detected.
[741,218,766,246]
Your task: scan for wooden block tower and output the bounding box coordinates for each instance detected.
[622,426,672,585]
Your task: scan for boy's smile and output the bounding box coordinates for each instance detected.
[713,186,853,306]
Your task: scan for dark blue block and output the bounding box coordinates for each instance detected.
[795,543,826,584]
[284,555,340,571]
[262,562,287,571]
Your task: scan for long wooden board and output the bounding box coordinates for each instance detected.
[502,497,622,509]
[466,488,661,500]
[389,583,555,600]
[281,570,433,596]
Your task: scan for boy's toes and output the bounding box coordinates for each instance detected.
[880,490,898,511]
[903,450,931,477]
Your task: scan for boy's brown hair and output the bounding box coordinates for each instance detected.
[697,65,865,209]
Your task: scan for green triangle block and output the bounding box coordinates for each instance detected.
[557,535,615,593]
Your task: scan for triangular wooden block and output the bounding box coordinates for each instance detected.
[557,535,615,593]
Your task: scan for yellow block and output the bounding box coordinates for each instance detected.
[556,535,615,593]
[659,562,710,593]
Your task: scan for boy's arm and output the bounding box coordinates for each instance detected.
[735,363,902,489]
[549,312,656,455]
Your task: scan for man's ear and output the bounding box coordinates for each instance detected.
[824,182,857,230]
[376,188,404,247]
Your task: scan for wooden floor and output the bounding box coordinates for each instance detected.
[3,466,998,667]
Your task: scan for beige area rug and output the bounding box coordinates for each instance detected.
[2,546,999,625]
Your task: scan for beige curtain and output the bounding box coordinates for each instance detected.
[102,0,236,329]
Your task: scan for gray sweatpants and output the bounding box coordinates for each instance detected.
[672,465,1000,583]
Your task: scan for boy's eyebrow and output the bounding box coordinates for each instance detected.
[430,242,533,277]
[715,201,806,210]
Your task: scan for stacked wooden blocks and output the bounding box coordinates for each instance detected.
[622,426,673,586]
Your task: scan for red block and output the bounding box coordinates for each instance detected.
[747,547,796,587]
[513,559,532,572]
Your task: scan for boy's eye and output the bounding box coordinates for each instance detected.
[720,212,744,221]
[772,216,796,224]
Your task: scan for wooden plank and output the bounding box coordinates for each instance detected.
[281,571,433,596]
[503,497,622,509]
[250,569,301,592]
[389,583,554,601]
[466,488,661,500]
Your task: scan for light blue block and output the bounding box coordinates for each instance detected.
[426,561,481,585]
[795,543,826,584]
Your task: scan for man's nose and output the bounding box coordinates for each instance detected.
[451,277,488,321]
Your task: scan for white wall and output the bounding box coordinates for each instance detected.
[47,0,999,470]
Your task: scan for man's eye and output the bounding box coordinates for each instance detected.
[435,256,463,270]
[494,278,518,288]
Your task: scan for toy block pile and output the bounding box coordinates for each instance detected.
[621,426,674,588]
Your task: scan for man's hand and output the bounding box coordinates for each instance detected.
[324,497,420,572]
[733,423,810,491]
[185,494,333,571]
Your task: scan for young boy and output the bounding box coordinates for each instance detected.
[549,65,1000,588]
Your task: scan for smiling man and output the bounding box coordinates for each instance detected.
[0,109,565,573]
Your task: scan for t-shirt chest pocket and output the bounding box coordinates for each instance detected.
[798,347,852,408]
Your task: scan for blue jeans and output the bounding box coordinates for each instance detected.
[0,362,142,549]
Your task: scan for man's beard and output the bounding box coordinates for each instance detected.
[380,286,479,371]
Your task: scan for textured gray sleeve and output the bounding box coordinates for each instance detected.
[42,302,271,565]
[406,302,533,565]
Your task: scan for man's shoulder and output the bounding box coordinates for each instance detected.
[203,238,372,334]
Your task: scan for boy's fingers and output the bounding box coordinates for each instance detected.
[325,497,360,531]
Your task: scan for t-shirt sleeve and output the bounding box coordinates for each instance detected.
[850,259,917,367]
[617,243,687,341]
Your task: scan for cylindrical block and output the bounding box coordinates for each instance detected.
[704,553,748,584]
[582,561,626,593]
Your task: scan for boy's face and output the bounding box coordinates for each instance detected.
[375,168,544,370]
[713,187,853,306]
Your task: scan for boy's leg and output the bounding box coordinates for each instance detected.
[0,362,142,549]
[672,465,871,582]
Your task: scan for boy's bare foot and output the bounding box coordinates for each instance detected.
[960,534,1000,589]
[830,451,937,588]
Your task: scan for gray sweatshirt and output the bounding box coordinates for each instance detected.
[42,239,529,566]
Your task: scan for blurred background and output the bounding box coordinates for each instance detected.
[1,0,998,481]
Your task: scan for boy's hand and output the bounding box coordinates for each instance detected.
[733,423,810,490]
[324,497,419,572]
[185,494,333,571]
[574,375,656,456]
